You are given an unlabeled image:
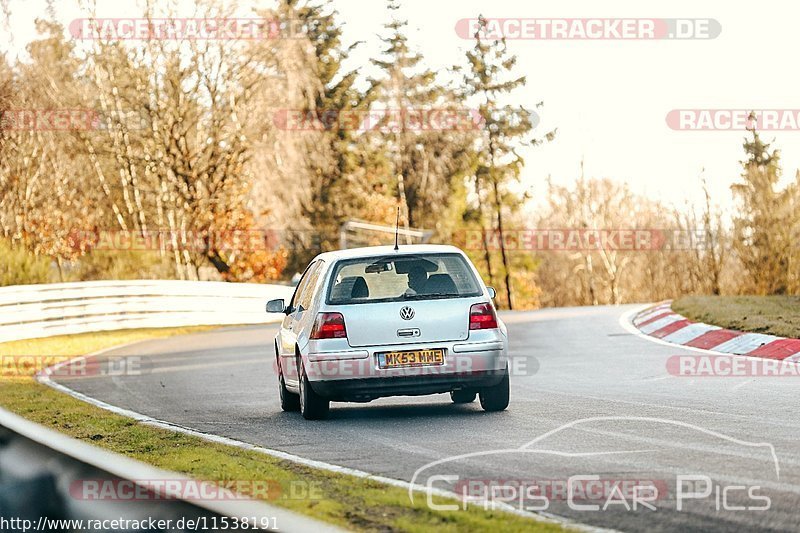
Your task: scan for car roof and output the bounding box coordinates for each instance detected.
[313,244,466,263]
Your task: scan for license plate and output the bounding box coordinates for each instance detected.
[377,349,445,369]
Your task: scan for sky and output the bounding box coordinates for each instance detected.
[3,0,799,215]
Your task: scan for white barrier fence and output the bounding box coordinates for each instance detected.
[0,280,294,343]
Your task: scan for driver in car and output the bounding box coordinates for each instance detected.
[406,264,428,294]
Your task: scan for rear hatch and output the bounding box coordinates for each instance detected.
[339,298,474,347]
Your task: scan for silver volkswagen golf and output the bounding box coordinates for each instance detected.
[266,244,509,420]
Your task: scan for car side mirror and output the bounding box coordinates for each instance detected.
[266,299,286,314]
[487,286,497,299]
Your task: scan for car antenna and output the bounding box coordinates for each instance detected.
[394,206,400,251]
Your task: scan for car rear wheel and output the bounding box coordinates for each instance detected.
[450,389,477,404]
[278,369,300,412]
[479,368,509,412]
[299,361,330,420]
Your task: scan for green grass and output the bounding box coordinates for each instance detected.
[0,329,565,533]
[672,295,800,338]
[0,326,221,381]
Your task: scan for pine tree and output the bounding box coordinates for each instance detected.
[731,125,795,294]
[249,0,394,272]
[461,15,552,309]
[298,0,386,260]
[367,0,472,234]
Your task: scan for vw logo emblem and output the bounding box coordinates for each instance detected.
[399,306,415,320]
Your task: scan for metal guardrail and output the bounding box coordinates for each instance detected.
[0,280,347,531]
[0,280,294,343]
[0,407,346,532]
[339,220,433,249]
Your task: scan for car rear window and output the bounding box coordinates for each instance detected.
[327,253,482,305]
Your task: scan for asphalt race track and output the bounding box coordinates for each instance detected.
[53,305,800,532]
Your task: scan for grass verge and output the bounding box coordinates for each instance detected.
[0,328,564,533]
[672,295,800,338]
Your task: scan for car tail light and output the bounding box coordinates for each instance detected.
[311,312,348,339]
[469,302,498,330]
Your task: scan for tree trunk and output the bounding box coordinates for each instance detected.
[584,254,598,305]
[476,179,495,288]
[492,177,513,310]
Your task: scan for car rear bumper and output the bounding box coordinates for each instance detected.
[310,369,506,401]
[304,337,507,401]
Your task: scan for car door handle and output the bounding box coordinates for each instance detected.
[397,328,420,337]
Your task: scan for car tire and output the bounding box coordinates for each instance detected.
[450,389,477,404]
[299,361,330,420]
[479,368,509,412]
[278,369,300,412]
